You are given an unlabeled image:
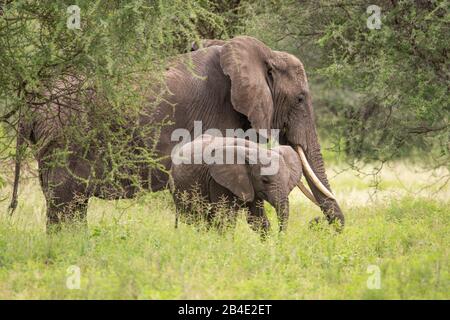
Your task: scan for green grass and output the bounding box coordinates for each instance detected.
[0,162,448,299]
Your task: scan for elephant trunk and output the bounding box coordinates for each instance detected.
[300,128,345,227]
[275,198,289,232]
[297,120,345,226]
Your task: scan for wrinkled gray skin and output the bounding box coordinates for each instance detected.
[171,135,302,234]
[11,36,344,229]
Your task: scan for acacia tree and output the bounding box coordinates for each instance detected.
[0,0,234,202]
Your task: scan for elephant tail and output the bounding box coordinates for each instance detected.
[9,120,28,215]
[9,133,22,215]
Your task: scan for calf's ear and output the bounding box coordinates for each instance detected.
[210,164,254,202]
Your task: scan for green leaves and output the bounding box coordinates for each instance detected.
[0,0,233,195]
[249,0,449,167]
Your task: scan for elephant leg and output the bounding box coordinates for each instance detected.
[40,165,90,231]
[247,198,270,238]
[207,180,239,232]
[207,202,238,234]
[46,196,89,231]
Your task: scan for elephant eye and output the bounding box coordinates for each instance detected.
[267,67,274,82]
[298,94,305,104]
[261,176,270,184]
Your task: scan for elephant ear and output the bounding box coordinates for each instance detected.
[220,36,274,131]
[272,146,302,192]
[209,146,255,202]
[210,162,254,203]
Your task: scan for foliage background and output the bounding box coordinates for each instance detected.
[246,0,448,169]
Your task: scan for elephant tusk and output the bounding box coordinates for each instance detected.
[297,179,319,206]
[297,146,336,200]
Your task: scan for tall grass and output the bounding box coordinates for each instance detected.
[0,162,448,299]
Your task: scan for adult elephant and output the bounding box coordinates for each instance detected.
[10,36,344,228]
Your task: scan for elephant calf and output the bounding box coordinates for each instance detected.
[170,135,302,235]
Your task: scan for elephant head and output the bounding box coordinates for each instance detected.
[194,36,344,226]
